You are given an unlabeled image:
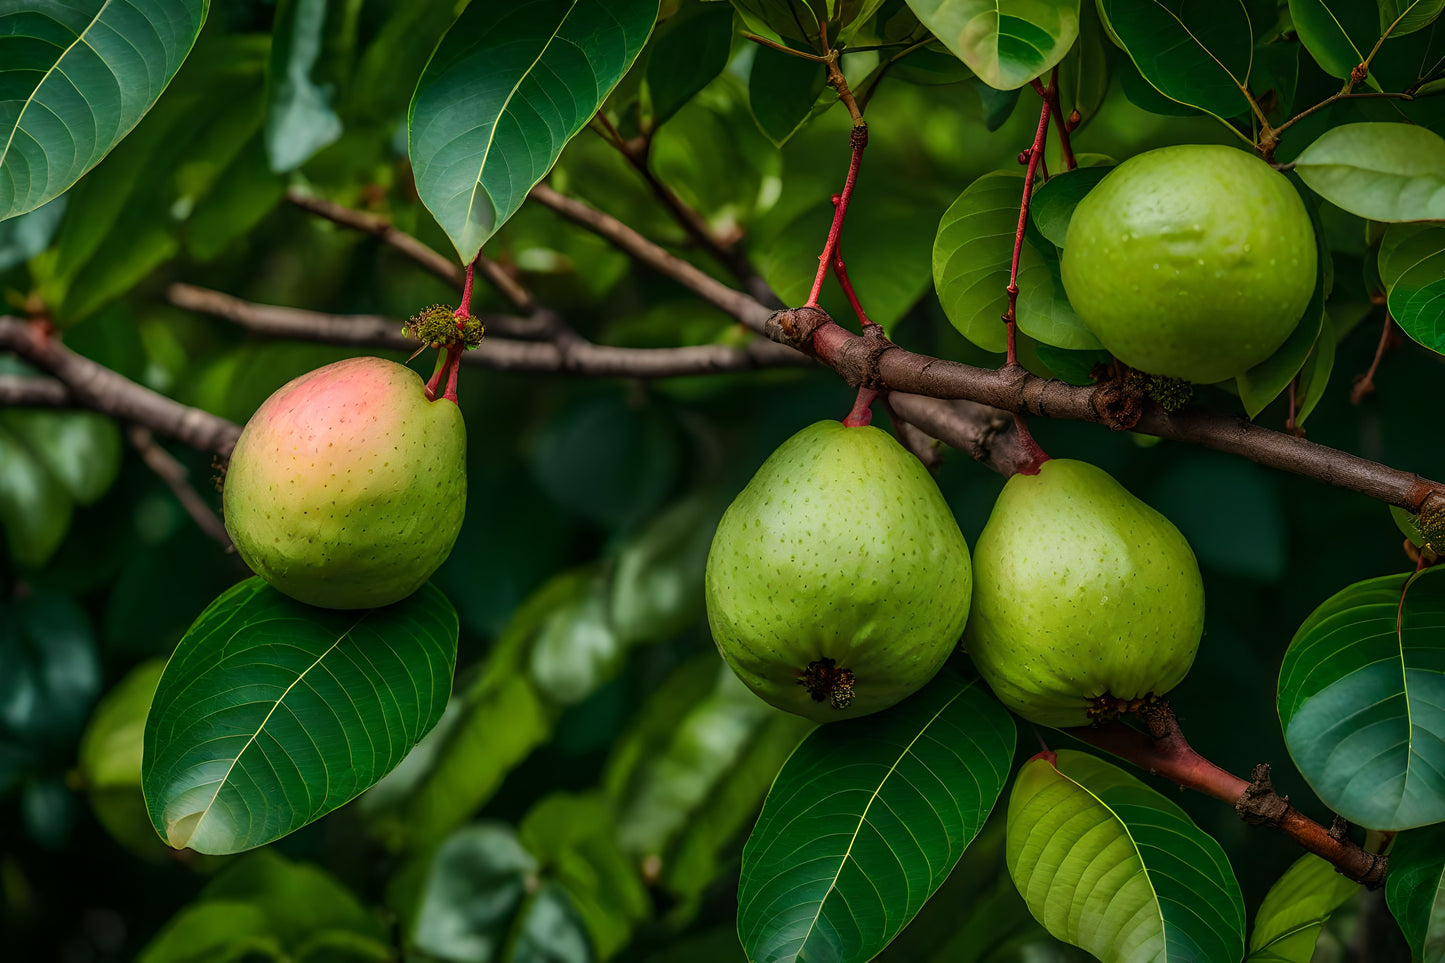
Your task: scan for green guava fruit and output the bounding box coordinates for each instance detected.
[1061,144,1317,384]
[966,458,1204,727]
[704,420,973,723]
[223,357,466,609]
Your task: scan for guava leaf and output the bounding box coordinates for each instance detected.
[748,43,829,147]
[1387,823,1445,961]
[903,0,1081,91]
[646,3,736,128]
[933,170,1027,353]
[408,0,658,264]
[1007,750,1246,962]
[1016,230,1105,350]
[0,195,66,270]
[1235,289,1324,419]
[1278,567,1445,830]
[0,0,210,221]
[1097,0,1254,119]
[0,422,73,568]
[264,0,358,172]
[1292,311,1335,426]
[1288,0,1379,80]
[737,667,1015,963]
[1379,0,1445,36]
[1294,123,1445,223]
[142,578,458,854]
[1028,165,1111,248]
[1246,854,1359,961]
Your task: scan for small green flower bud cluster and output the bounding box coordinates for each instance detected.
[1124,371,1193,412]
[403,304,486,349]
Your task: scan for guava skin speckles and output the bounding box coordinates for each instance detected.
[704,420,973,723]
[223,357,466,609]
[965,459,1204,727]
[1062,144,1317,384]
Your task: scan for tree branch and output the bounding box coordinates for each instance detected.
[1064,705,1387,887]
[0,318,242,456]
[128,426,234,550]
[0,374,72,408]
[167,284,810,379]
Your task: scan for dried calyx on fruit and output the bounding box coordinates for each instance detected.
[222,356,466,609]
[966,458,1205,727]
[704,420,973,723]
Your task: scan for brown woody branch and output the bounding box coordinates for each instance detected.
[1064,705,1387,887]
[0,318,242,456]
[167,284,810,379]
[0,374,71,408]
[128,426,234,550]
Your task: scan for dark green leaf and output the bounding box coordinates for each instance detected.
[1148,453,1287,582]
[1016,230,1104,350]
[904,0,1081,90]
[1008,750,1246,962]
[0,0,211,220]
[1294,122,1445,222]
[1279,567,1445,830]
[0,590,99,746]
[748,44,828,147]
[973,78,1022,130]
[1236,297,1324,418]
[409,823,542,961]
[1289,0,1378,80]
[1386,823,1445,960]
[609,496,720,646]
[0,409,121,505]
[265,0,360,172]
[1379,0,1444,36]
[737,668,1015,963]
[1294,311,1336,425]
[648,3,736,127]
[0,422,72,567]
[1097,0,1254,118]
[1398,277,1445,353]
[1246,854,1359,962]
[142,578,459,854]
[1029,165,1111,248]
[408,0,658,263]
[0,194,65,271]
[1056,0,1110,130]
[933,170,1027,353]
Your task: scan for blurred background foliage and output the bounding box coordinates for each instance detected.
[1,0,1439,959]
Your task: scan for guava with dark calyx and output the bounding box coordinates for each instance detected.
[1062,144,1317,384]
[966,458,1204,727]
[222,356,466,610]
[704,419,972,723]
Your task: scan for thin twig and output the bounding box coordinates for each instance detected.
[806,127,867,306]
[128,426,234,550]
[1352,313,1396,404]
[1006,85,1053,366]
[0,374,71,408]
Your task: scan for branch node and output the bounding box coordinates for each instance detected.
[1088,380,1144,431]
[1329,815,1351,842]
[766,306,832,351]
[1235,763,1290,826]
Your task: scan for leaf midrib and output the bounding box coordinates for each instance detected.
[0,0,116,176]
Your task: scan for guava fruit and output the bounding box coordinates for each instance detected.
[223,357,466,609]
[966,458,1204,727]
[1061,144,1317,384]
[704,420,972,722]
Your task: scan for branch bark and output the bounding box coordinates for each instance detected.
[128,426,234,550]
[167,284,810,379]
[0,374,72,408]
[0,318,242,456]
[1064,706,1387,887]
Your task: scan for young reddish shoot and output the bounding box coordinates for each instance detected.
[842,387,879,427]
[425,255,482,403]
[1043,67,1077,172]
[1003,92,1053,367]
[806,127,868,307]
[455,259,476,320]
[829,204,875,329]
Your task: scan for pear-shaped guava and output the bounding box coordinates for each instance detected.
[223,357,466,609]
[1062,144,1317,384]
[966,458,1204,727]
[704,420,972,722]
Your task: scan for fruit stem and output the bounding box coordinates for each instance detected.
[455,259,477,320]
[842,387,878,427]
[1008,413,1051,475]
[806,126,868,308]
[1004,89,1052,368]
[424,347,447,400]
[441,344,463,404]
[830,219,874,328]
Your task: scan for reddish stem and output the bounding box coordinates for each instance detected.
[1044,67,1077,171]
[455,259,477,319]
[441,344,463,404]
[424,347,447,400]
[830,215,874,328]
[1351,313,1395,404]
[842,387,879,426]
[1009,413,1051,475]
[1005,90,1052,367]
[806,129,867,307]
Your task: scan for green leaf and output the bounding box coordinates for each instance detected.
[1379,222,1445,354]
[608,495,720,646]
[1246,854,1359,961]
[1293,311,1336,426]
[1007,750,1246,963]
[0,194,65,270]
[139,902,277,963]
[1399,278,1445,353]
[933,170,1027,353]
[737,668,1015,963]
[748,44,828,148]
[903,0,1081,91]
[1056,0,1110,130]
[0,422,73,567]
[1097,0,1254,118]
[265,0,360,172]
[0,409,121,505]
[1294,123,1445,223]
[408,0,658,263]
[142,578,459,854]
[1379,0,1445,36]
[0,0,211,221]
[1029,165,1110,248]
[760,188,939,328]
[1235,292,1324,419]
[1289,0,1378,79]
[647,3,736,128]
[1278,567,1445,830]
[0,589,100,746]
[80,659,166,792]
[1387,823,1445,961]
[1016,230,1104,350]
[409,823,542,960]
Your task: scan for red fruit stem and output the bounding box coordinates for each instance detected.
[1008,413,1050,476]
[1043,67,1077,172]
[1063,705,1387,886]
[842,387,879,427]
[424,349,447,400]
[1004,89,1053,368]
[830,225,874,329]
[441,344,463,404]
[806,128,867,307]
